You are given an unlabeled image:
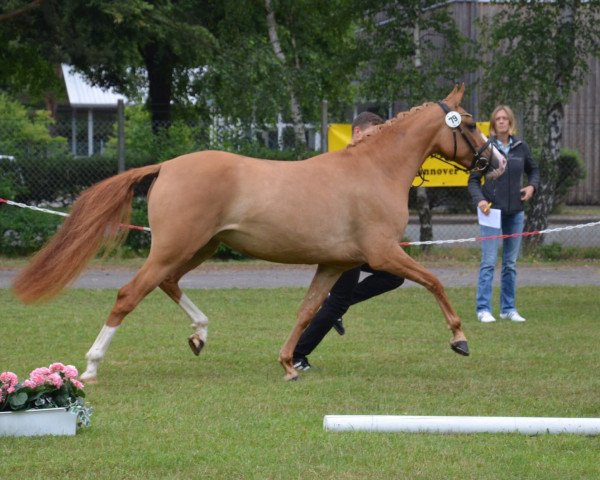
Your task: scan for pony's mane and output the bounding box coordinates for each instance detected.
[348,101,435,149]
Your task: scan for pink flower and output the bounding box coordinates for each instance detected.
[49,362,66,373]
[29,367,51,386]
[48,373,63,388]
[0,371,18,387]
[63,365,78,379]
[25,366,69,389]
[70,379,84,390]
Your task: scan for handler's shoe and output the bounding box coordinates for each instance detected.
[477,311,496,323]
[332,317,346,336]
[293,357,311,371]
[500,310,526,322]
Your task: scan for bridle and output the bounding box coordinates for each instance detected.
[434,101,494,175]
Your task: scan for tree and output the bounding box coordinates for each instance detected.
[480,0,600,250]
[357,0,478,108]
[259,0,361,148]
[0,1,63,106]
[264,0,306,147]
[53,1,218,128]
[1,1,219,128]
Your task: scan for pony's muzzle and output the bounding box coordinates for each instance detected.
[484,149,507,181]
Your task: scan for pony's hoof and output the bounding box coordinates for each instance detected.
[80,373,97,384]
[188,335,205,356]
[451,340,470,356]
[284,372,299,381]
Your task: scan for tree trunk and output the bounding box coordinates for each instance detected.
[523,103,562,251]
[415,187,432,251]
[265,0,306,148]
[411,19,431,249]
[141,41,174,133]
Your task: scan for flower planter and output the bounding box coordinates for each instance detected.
[0,407,77,437]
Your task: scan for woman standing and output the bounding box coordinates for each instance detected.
[468,105,540,323]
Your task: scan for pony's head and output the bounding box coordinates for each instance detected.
[434,85,506,181]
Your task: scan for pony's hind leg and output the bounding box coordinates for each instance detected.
[279,264,345,380]
[80,259,176,383]
[159,241,219,356]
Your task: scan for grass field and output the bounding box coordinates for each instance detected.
[1,285,599,479]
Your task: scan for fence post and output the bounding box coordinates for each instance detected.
[71,109,77,156]
[87,110,94,157]
[117,99,125,173]
[321,99,328,153]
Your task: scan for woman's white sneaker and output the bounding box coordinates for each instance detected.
[477,311,496,323]
[500,311,526,322]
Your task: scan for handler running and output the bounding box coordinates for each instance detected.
[293,112,405,371]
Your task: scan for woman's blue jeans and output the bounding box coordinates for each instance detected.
[476,211,524,314]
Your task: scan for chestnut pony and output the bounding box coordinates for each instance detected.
[13,85,506,382]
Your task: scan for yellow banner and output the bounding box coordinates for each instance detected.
[328,122,490,187]
[328,123,353,152]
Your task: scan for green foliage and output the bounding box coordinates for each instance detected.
[0,93,68,154]
[103,105,317,165]
[357,1,479,106]
[479,2,600,148]
[529,242,600,262]
[0,204,62,256]
[0,163,25,199]
[554,147,586,209]
[104,106,207,165]
[0,93,73,200]
[531,147,587,212]
[0,1,63,101]
[480,2,600,244]
[0,198,148,257]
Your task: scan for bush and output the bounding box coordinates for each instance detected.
[554,148,586,210]
[0,205,62,256]
[104,106,207,165]
[0,197,150,257]
[0,93,71,201]
[15,154,120,203]
[530,147,586,212]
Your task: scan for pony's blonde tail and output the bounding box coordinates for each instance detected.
[12,164,162,303]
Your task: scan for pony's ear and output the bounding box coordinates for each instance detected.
[443,83,465,108]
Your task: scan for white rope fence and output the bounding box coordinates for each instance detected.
[2,197,599,244]
[0,198,151,232]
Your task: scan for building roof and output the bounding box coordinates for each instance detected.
[61,64,128,108]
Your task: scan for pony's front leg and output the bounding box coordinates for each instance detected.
[279,264,345,380]
[368,246,469,356]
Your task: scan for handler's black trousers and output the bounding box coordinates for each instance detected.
[293,264,404,358]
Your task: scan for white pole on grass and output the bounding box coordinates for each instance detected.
[323,415,600,435]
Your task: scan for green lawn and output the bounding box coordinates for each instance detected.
[1,286,599,479]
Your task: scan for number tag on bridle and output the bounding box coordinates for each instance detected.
[445,111,461,129]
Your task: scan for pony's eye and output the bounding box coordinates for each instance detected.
[466,123,476,132]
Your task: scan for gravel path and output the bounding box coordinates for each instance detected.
[1,263,599,289]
